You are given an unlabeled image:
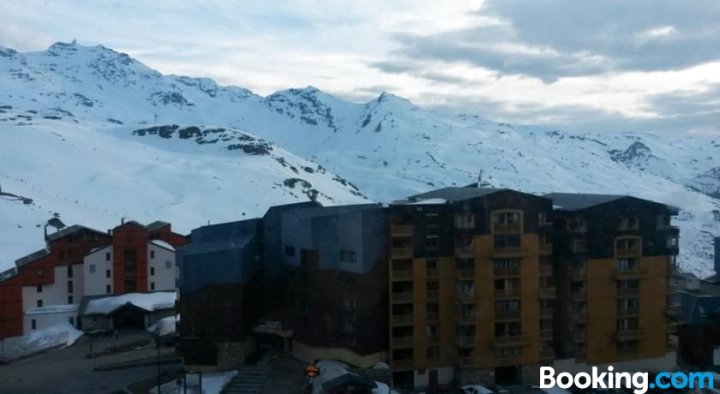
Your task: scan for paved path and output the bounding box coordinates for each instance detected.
[0,331,179,394]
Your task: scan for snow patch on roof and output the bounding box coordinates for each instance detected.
[150,239,175,251]
[84,291,176,315]
[25,304,79,315]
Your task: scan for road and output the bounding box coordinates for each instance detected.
[0,332,179,394]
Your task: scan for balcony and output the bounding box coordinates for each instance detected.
[617,308,639,318]
[572,269,586,281]
[494,267,520,277]
[572,289,586,302]
[392,358,414,371]
[426,290,439,300]
[493,246,527,258]
[391,292,413,304]
[493,222,521,234]
[427,335,440,345]
[667,322,679,334]
[540,328,553,340]
[391,336,414,348]
[427,312,439,322]
[391,224,413,237]
[492,335,527,348]
[495,309,521,320]
[539,264,553,277]
[539,287,556,299]
[573,309,588,323]
[666,303,681,317]
[616,245,641,258]
[495,289,521,299]
[458,314,475,325]
[456,269,475,280]
[391,247,413,259]
[458,356,476,367]
[455,245,475,258]
[540,307,553,319]
[391,269,413,281]
[540,347,554,360]
[540,243,553,255]
[615,329,646,341]
[614,268,647,280]
[617,288,639,297]
[426,268,439,279]
[456,336,476,348]
[391,314,413,326]
[574,331,587,343]
[457,292,476,304]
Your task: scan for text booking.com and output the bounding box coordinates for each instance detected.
[540,366,714,394]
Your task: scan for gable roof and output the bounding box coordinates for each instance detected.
[46,224,108,242]
[15,248,50,267]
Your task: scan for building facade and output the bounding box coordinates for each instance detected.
[387,187,554,390]
[547,194,679,366]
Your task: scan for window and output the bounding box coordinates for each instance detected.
[495,347,521,358]
[31,319,37,330]
[165,260,172,269]
[36,284,43,293]
[457,281,474,297]
[36,299,43,308]
[495,299,521,312]
[619,217,639,230]
[494,211,520,224]
[425,235,439,250]
[89,264,96,274]
[106,269,111,278]
[150,250,155,259]
[105,252,111,261]
[67,265,73,278]
[339,250,357,263]
[427,346,440,361]
[285,246,296,257]
[617,279,640,289]
[617,317,639,331]
[617,298,639,311]
[150,267,155,276]
[342,321,355,335]
[150,282,155,290]
[616,258,639,271]
[68,295,74,304]
[106,285,111,294]
[495,321,521,337]
[538,211,550,225]
[67,280,73,293]
[425,213,440,226]
[454,213,475,229]
[343,298,356,312]
[426,323,439,337]
[426,259,438,274]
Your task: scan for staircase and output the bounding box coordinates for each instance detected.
[221,366,270,394]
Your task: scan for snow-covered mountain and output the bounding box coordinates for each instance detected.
[1,41,719,276]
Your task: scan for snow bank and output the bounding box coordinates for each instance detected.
[1,322,83,360]
[311,360,398,394]
[149,370,238,394]
[147,315,177,336]
[84,291,176,315]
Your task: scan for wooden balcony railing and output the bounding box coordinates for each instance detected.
[540,243,553,255]
[426,312,439,322]
[391,247,413,258]
[426,268,439,279]
[426,290,439,300]
[391,314,413,326]
[457,269,475,280]
[455,245,474,258]
[390,270,413,281]
[390,224,414,237]
[492,335,526,347]
[457,314,475,325]
[617,288,639,297]
[391,292,413,303]
[493,246,526,257]
[539,264,553,277]
[495,309,521,320]
[495,289,520,299]
[615,329,645,341]
[614,268,647,280]
[616,245,641,258]
[494,267,520,277]
[540,328,553,339]
[391,336,414,348]
[456,336,476,348]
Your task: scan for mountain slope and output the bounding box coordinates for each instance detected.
[1,42,719,276]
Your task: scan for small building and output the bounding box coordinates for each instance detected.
[79,291,176,331]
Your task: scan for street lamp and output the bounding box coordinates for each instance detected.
[152,328,161,393]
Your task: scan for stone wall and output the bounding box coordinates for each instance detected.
[217,337,257,370]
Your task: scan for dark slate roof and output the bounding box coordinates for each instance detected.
[46,224,107,242]
[0,267,17,282]
[545,193,629,211]
[15,248,50,267]
[408,187,507,203]
[322,373,377,390]
[146,220,170,232]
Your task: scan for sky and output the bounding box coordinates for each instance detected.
[1,0,719,133]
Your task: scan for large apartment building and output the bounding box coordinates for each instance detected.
[387,187,554,389]
[547,193,679,366]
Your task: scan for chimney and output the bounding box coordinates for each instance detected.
[477,171,483,188]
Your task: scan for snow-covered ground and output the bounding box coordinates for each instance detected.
[311,360,396,394]
[0,322,83,360]
[1,41,719,276]
[147,315,177,336]
[149,370,238,394]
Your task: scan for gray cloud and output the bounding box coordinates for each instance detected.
[375,0,720,81]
